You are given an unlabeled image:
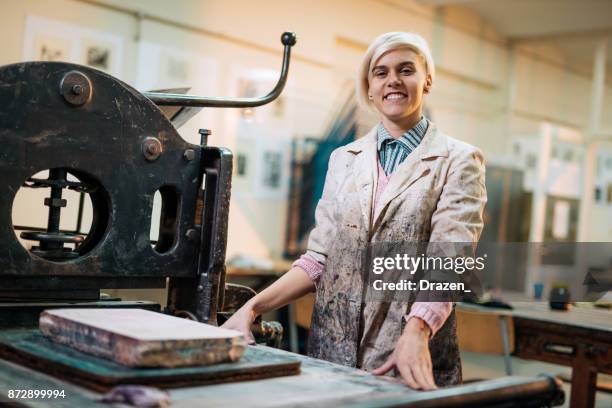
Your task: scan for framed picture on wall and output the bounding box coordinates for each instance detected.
[232,120,290,198]
[33,34,71,61]
[253,138,289,199]
[22,15,124,77]
[236,154,248,177]
[81,39,115,73]
[261,150,282,189]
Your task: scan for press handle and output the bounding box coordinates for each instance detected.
[144,32,297,108]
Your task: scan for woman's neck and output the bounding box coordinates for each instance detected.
[381,114,422,139]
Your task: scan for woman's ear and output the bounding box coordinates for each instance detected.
[423,74,433,94]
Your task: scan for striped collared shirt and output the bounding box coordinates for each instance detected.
[377,117,429,175]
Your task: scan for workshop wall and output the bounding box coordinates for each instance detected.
[2,0,611,265]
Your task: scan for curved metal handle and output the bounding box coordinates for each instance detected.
[143,32,297,108]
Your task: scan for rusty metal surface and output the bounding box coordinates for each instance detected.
[166,146,233,325]
[0,62,202,281]
[221,283,257,312]
[251,321,284,348]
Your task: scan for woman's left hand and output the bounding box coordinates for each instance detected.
[372,318,437,390]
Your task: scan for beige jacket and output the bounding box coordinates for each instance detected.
[306,122,487,262]
[305,122,487,385]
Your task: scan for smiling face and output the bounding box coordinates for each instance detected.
[368,48,431,134]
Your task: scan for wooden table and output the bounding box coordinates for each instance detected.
[0,343,564,407]
[458,302,612,408]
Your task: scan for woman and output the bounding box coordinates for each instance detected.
[223,32,486,390]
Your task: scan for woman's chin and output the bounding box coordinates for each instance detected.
[381,111,415,124]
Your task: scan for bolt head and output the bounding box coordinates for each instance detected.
[142,137,163,161]
[183,149,195,161]
[60,71,93,106]
[185,228,199,241]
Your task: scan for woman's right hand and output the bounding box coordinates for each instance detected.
[221,302,257,345]
[220,266,315,345]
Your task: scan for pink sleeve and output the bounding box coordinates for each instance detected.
[406,302,453,338]
[292,254,324,284]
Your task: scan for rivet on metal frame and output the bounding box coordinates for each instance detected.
[142,137,163,161]
[59,71,93,106]
[185,228,199,241]
[183,149,195,161]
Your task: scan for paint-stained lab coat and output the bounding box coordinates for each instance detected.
[305,123,487,386]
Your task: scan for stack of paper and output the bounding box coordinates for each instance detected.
[40,308,245,368]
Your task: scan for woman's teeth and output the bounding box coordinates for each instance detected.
[386,94,405,100]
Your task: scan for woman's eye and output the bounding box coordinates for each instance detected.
[401,69,413,75]
[374,71,386,78]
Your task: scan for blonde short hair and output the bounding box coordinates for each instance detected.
[356,32,435,110]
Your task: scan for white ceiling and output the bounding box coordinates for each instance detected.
[417,0,612,76]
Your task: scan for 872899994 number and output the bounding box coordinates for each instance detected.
[7,389,66,399]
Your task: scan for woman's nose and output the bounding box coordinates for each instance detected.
[387,73,401,86]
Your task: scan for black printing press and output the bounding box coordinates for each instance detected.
[0,32,564,407]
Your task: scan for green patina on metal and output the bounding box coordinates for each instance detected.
[0,329,300,391]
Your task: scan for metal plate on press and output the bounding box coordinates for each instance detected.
[0,330,301,392]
